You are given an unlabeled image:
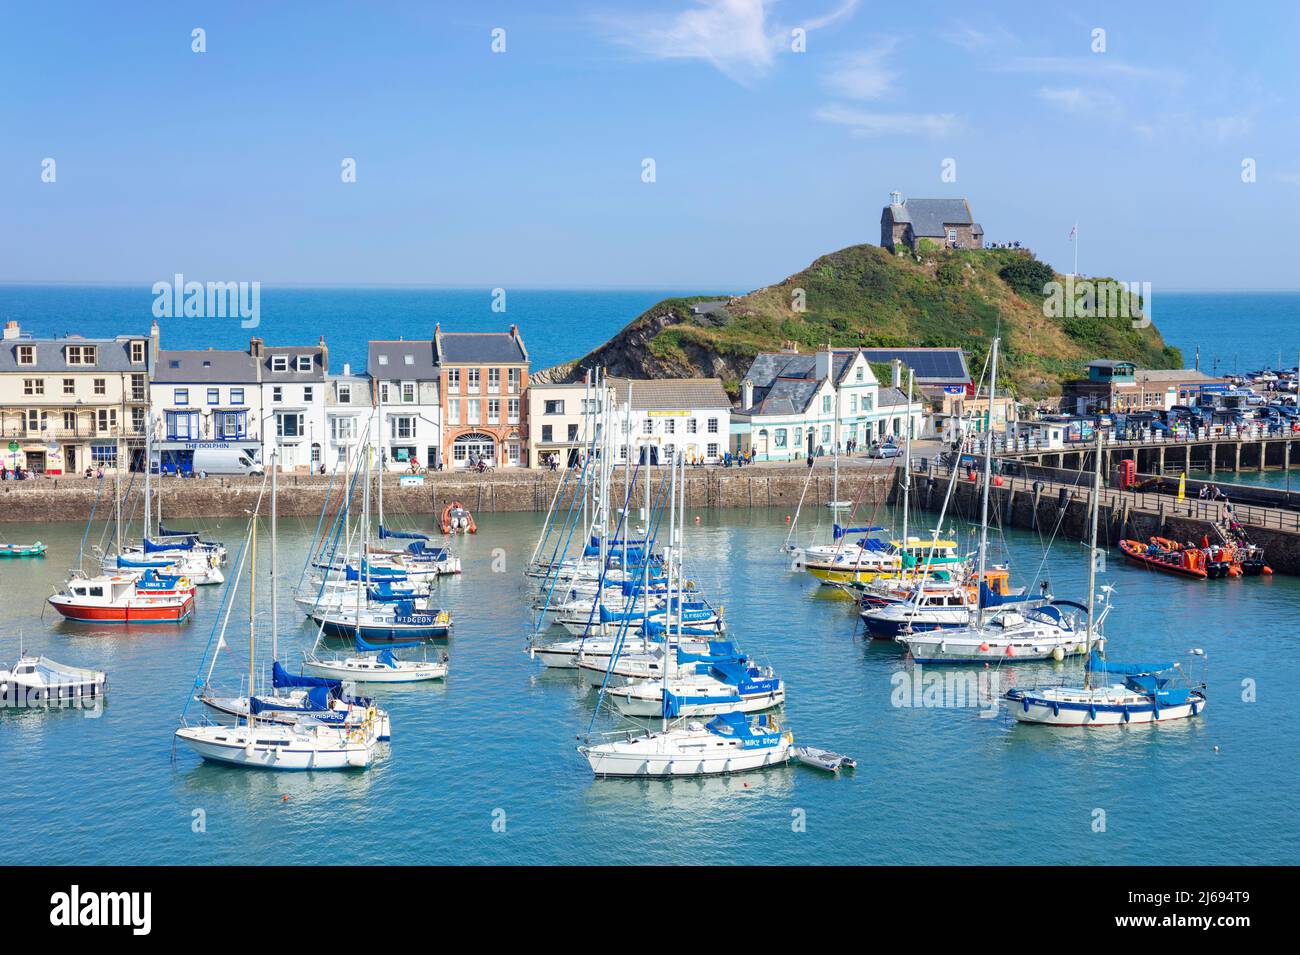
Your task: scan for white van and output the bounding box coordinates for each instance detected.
[154,444,264,476]
[193,446,263,476]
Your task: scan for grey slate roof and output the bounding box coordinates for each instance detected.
[608,377,731,411]
[0,333,150,374]
[877,386,913,408]
[885,198,974,237]
[368,340,437,380]
[750,378,821,416]
[261,345,325,382]
[153,349,258,383]
[438,333,526,364]
[743,351,858,391]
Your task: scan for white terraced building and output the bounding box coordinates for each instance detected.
[732,345,924,462]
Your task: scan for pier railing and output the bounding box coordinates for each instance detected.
[971,424,1300,457]
[915,461,1300,534]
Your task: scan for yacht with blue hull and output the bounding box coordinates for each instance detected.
[310,600,452,640]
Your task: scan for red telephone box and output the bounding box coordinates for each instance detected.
[1119,459,1137,489]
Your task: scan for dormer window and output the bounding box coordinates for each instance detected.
[271,355,289,373]
[66,345,96,365]
[378,355,389,366]
[130,341,145,363]
[16,345,34,365]
[296,355,312,372]
[404,355,414,365]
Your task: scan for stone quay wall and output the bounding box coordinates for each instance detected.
[0,465,895,524]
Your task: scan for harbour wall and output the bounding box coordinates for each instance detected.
[0,466,894,524]
[898,469,1300,577]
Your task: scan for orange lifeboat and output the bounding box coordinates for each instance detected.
[441,501,476,534]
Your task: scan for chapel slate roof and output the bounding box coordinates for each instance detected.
[885,198,975,237]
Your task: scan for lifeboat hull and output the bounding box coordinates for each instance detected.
[1117,540,1207,579]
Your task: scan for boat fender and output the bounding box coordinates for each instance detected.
[1088,705,1097,721]
[1051,646,1065,662]
[1122,707,1130,723]
[1005,645,1015,657]
[1263,566,1273,575]
[1051,703,1060,717]
[979,642,989,652]
[1190,701,1199,716]
[1022,697,1030,713]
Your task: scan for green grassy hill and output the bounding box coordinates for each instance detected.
[535,244,1181,400]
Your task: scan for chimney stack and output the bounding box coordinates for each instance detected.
[815,344,833,382]
[892,359,903,390]
[2,320,19,341]
[318,335,329,374]
[742,378,754,410]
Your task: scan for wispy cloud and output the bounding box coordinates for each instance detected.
[594,0,859,84]
[821,41,897,100]
[1036,86,1121,115]
[999,55,1184,85]
[940,23,1014,52]
[814,103,958,137]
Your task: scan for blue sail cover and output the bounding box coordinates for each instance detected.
[116,556,176,570]
[250,684,331,715]
[272,660,341,691]
[1086,651,1174,676]
[978,581,1032,608]
[832,525,883,540]
[143,536,199,553]
[379,525,429,542]
[599,605,647,624]
[405,540,448,559]
[344,563,407,581]
[676,641,741,664]
[157,524,195,537]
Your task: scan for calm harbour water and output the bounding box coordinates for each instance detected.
[1,503,1295,866]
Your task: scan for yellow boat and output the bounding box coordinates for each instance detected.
[799,535,965,586]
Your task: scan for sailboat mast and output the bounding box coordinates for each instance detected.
[1084,426,1103,689]
[975,337,999,628]
[271,451,278,663]
[661,451,678,732]
[248,516,257,725]
[901,367,913,547]
[143,412,152,541]
[376,376,384,531]
[114,462,122,557]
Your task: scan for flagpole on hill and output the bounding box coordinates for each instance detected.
[1069,223,1078,276]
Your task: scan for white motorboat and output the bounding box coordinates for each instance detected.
[580,713,793,777]
[0,654,106,706]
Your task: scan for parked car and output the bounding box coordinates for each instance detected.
[867,442,901,459]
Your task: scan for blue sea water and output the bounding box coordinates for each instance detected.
[0,285,716,374]
[1,285,1293,380]
[0,501,1295,866]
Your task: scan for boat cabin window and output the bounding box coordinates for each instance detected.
[89,586,104,597]
[73,587,87,596]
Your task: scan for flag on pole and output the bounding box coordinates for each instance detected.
[1068,224,1077,240]
[1178,471,1186,500]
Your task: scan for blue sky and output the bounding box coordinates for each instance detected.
[2,0,1297,290]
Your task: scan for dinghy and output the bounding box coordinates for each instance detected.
[0,542,46,558]
[793,746,856,772]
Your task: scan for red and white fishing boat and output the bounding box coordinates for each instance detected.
[48,572,194,624]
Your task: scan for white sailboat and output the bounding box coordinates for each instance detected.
[580,452,793,777]
[897,337,1093,664]
[1005,430,1207,726]
[175,473,379,771]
